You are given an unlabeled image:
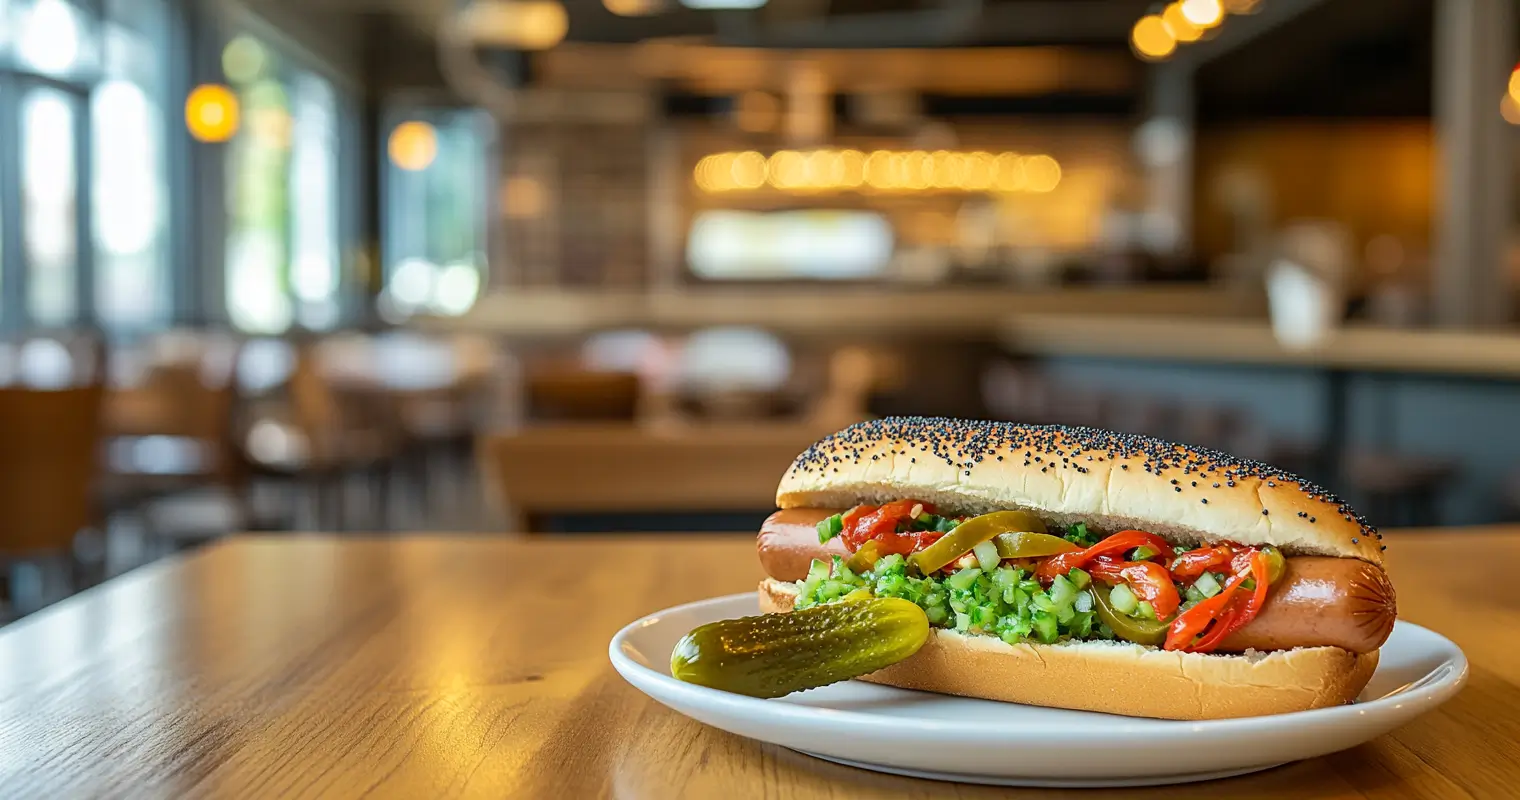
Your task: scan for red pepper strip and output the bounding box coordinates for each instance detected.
[1035,529,1175,583]
[1188,551,1272,653]
[839,505,874,553]
[1168,545,1236,579]
[1164,571,1249,651]
[1088,557,1182,620]
[839,500,939,556]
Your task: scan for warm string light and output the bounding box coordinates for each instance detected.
[694,149,1061,194]
[185,84,239,143]
[1132,0,1234,62]
[1502,63,1520,125]
[389,121,439,171]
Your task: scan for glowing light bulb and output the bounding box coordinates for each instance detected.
[1180,0,1224,28]
[1131,15,1177,61]
[1162,3,1203,43]
[185,84,240,143]
[388,121,438,171]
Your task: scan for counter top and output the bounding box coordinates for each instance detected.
[424,286,1264,341]
[1000,313,1520,378]
[0,530,1507,798]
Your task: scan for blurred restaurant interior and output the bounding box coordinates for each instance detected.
[2,0,1520,621]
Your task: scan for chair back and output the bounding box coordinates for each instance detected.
[525,367,641,422]
[0,384,104,554]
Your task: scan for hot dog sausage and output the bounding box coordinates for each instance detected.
[756,508,1396,654]
[758,508,849,582]
[1217,556,1396,654]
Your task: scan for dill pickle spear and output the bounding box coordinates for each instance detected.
[670,599,930,698]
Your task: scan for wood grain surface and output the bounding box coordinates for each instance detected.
[0,530,1509,799]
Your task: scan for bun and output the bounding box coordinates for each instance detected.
[776,417,1382,565]
[759,579,1376,720]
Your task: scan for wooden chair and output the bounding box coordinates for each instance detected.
[0,383,105,613]
[478,422,834,533]
[1343,450,1459,528]
[525,366,642,422]
[237,341,403,530]
[98,337,246,546]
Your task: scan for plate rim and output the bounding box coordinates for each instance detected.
[609,591,1470,742]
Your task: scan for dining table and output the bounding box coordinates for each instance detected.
[0,528,1511,798]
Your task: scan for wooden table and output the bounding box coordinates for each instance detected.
[1,530,1510,798]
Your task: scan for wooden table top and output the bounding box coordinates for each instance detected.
[2,530,1511,798]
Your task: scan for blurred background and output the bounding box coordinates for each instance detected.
[2,0,1519,620]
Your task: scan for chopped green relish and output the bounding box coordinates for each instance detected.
[796,553,1116,646]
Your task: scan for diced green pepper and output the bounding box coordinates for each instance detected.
[817,513,844,543]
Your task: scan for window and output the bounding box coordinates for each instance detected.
[0,0,172,332]
[22,88,78,325]
[223,33,350,334]
[288,72,339,330]
[381,109,491,319]
[93,0,170,330]
[225,69,292,333]
[685,209,894,280]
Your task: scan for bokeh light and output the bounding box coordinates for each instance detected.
[1131,15,1177,61]
[1180,0,1224,28]
[694,149,1060,195]
[460,1,569,50]
[1501,94,1520,125]
[767,150,806,190]
[603,0,662,15]
[1022,155,1062,193]
[389,121,439,171]
[185,84,240,143]
[222,36,268,84]
[730,151,768,189]
[1162,3,1204,43]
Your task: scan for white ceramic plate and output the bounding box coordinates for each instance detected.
[609,592,1468,788]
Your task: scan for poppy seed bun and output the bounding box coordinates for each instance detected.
[776,417,1382,565]
[759,579,1376,720]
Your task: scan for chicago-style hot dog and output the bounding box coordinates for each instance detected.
[751,417,1397,720]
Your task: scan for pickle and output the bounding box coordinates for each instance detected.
[910,510,1048,574]
[843,540,884,575]
[1261,546,1286,585]
[1091,581,1169,646]
[670,599,930,698]
[993,531,1078,560]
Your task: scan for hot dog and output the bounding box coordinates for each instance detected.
[758,508,1396,655]
[736,418,1396,719]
